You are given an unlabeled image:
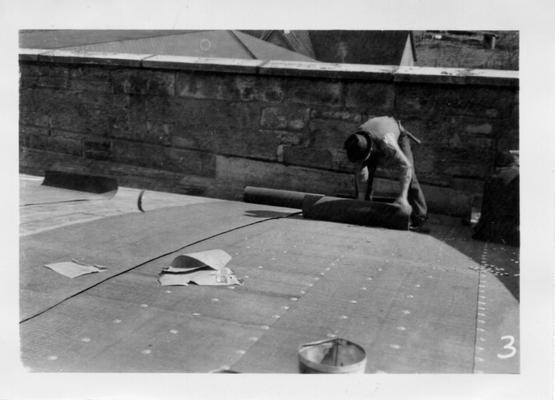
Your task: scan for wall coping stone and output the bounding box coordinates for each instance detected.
[19,48,519,87]
[142,55,263,74]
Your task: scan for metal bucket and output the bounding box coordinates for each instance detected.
[298,338,367,374]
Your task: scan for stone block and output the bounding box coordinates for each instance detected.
[84,138,112,161]
[308,119,360,150]
[112,70,175,96]
[25,132,50,151]
[310,109,362,124]
[177,175,218,197]
[145,121,173,146]
[464,123,493,135]
[68,65,112,82]
[19,107,51,128]
[395,84,516,119]
[260,106,310,131]
[283,147,333,169]
[19,63,42,78]
[50,135,83,157]
[284,78,343,107]
[167,148,217,177]
[234,76,286,103]
[111,140,216,177]
[344,82,395,113]
[20,64,71,90]
[168,100,263,154]
[20,147,81,174]
[215,155,353,196]
[19,125,49,139]
[68,79,113,93]
[233,76,257,102]
[176,71,237,101]
[26,131,83,157]
[49,101,112,136]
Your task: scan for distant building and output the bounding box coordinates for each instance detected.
[242,30,416,66]
[19,30,316,62]
[412,30,518,70]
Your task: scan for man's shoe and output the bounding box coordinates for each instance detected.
[409,215,430,233]
[409,225,431,234]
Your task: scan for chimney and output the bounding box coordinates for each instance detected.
[483,32,498,49]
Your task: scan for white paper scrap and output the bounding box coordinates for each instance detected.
[44,261,107,278]
[159,250,240,286]
[170,249,232,271]
[159,267,241,286]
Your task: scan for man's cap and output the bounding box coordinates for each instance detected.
[344,132,372,163]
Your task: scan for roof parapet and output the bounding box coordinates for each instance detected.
[19,48,518,87]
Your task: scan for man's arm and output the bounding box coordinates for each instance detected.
[355,162,369,200]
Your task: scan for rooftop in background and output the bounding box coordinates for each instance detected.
[413,30,519,70]
[243,30,416,66]
[19,30,316,62]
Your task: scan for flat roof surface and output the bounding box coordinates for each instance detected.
[19,174,519,373]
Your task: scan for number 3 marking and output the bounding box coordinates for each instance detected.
[497,335,517,359]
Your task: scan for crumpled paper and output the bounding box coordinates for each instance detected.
[44,260,108,278]
[158,249,241,286]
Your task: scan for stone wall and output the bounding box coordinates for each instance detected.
[19,50,519,216]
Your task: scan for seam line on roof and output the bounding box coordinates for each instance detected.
[229,30,257,59]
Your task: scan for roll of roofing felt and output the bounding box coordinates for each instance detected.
[243,186,323,209]
[302,195,410,230]
[43,170,118,194]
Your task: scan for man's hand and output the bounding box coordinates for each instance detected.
[355,164,369,200]
[393,196,412,216]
